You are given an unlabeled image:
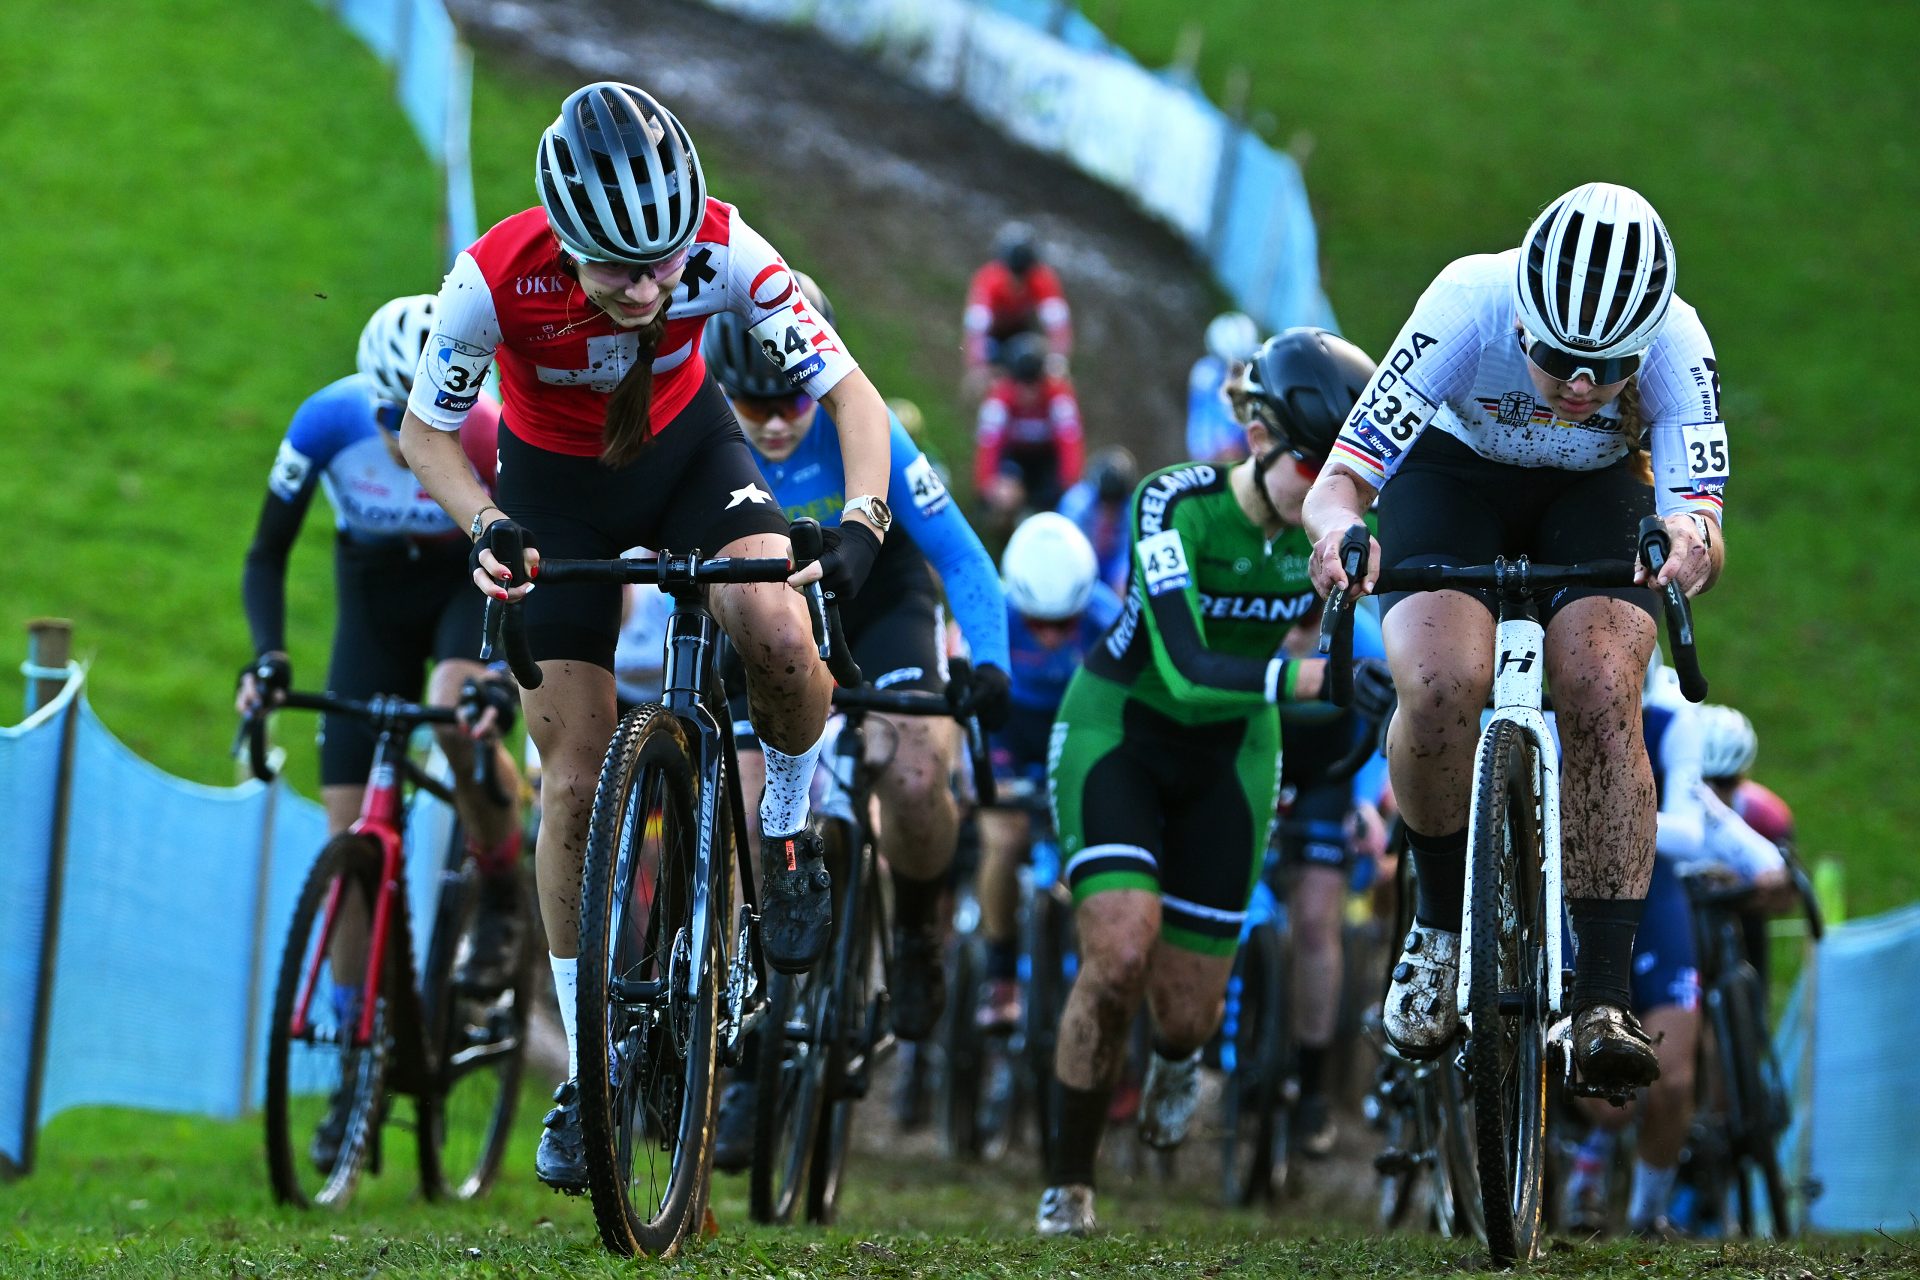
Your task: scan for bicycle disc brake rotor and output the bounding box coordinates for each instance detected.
[668,926,694,1058]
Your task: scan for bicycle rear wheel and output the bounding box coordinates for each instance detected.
[578,706,722,1257]
[1720,967,1795,1237]
[417,860,532,1200]
[1024,887,1076,1162]
[264,835,385,1209]
[1465,720,1550,1264]
[1220,920,1289,1206]
[750,967,830,1223]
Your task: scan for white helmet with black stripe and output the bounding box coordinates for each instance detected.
[356,294,436,404]
[1514,182,1675,360]
[536,82,706,265]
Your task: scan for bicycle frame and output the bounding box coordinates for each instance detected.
[1457,603,1566,1027]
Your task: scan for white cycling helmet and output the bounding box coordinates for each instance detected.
[537,82,707,264]
[1002,512,1098,621]
[1205,311,1260,364]
[356,294,437,405]
[1514,182,1675,360]
[1696,704,1759,781]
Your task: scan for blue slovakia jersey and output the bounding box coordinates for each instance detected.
[1007,583,1123,712]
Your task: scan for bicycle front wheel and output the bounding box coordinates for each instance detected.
[578,706,723,1257]
[807,832,881,1225]
[1465,720,1550,1264]
[417,861,533,1200]
[264,835,386,1209]
[749,967,830,1223]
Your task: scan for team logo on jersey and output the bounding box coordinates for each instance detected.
[1197,592,1318,622]
[726,484,773,509]
[1496,391,1536,427]
[1135,465,1216,535]
[513,273,570,296]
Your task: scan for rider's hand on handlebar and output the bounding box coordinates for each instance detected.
[470,516,540,602]
[457,674,519,740]
[1636,512,1714,597]
[1349,658,1397,721]
[949,661,1012,733]
[786,521,881,600]
[1309,526,1382,598]
[235,652,291,718]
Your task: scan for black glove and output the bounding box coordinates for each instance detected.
[460,674,520,736]
[817,521,882,602]
[1348,657,1397,722]
[469,516,534,586]
[958,662,1013,733]
[239,652,291,695]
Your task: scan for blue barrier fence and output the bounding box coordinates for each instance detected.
[0,671,454,1174]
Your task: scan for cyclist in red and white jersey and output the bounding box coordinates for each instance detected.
[396,82,895,1192]
[963,221,1072,388]
[1305,183,1727,1091]
[974,332,1085,528]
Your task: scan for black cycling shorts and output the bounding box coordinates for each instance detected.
[494,377,791,672]
[725,561,946,749]
[1377,430,1656,624]
[319,539,481,786]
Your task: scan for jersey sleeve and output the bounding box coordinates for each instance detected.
[724,215,858,401]
[1134,490,1289,711]
[1652,706,1710,864]
[241,393,339,657]
[887,416,1011,671]
[974,393,1009,491]
[1329,263,1485,487]
[409,252,502,430]
[1638,302,1727,521]
[1032,264,1072,352]
[1049,382,1085,484]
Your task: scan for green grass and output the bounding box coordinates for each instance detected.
[1091,0,1920,913]
[5,1102,1906,1278]
[0,0,972,794]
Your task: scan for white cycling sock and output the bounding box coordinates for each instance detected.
[550,954,579,1080]
[758,732,825,840]
[1629,1158,1677,1229]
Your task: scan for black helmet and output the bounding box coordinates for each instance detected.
[701,270,836,400]
[1002,331,1049,383]
[995,220,1039,275]
[1239,327,1375,462]
[1087,446,1139,504]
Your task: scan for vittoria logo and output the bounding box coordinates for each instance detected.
[514,274,570,296]
[1496,391,1536,427]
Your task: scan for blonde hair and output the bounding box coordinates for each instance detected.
[1616,376,1653,485]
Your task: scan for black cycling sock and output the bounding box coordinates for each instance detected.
[1046,1079,1110,1188]
[1407,826,1468,930]
[986,939,1019,982]
[1569,897,1646,1012]
[892,872,945,932]
[1297,1043,1328,1098]
[1151,1033,1200,1061]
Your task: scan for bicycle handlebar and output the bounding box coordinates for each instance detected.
[830,659,997,808]
[235,682,509,805]
[1315,514,1708,706]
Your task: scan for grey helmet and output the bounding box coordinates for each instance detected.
[702,271,835,400]
[1514,182,1675,360]
[536,82,707,264]
[356,294,437,404]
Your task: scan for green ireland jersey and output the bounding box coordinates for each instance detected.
[1083,461,1320,725]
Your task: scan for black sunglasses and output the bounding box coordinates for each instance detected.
[1519,329,1641,385]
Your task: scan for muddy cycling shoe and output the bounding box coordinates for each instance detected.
[455,871,524,992]
[1294,1091,1337,1160]
[309,1077,356,1175]
[1035,1183,1097,1237]
[1382,925,1460,1059]
[1137,1047,1202,1150]
[1572,1001,1660,1092]
[759,829,833,974]
[889,924,948,1041]
[535,1080,589,1193]
[713,1080,757,1174]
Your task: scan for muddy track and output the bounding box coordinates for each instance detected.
[452,0,1222,471]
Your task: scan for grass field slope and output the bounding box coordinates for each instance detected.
[1097,0,1920,911]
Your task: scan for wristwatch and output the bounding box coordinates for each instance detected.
[842,494,893,535]
[1683,511,1714,550]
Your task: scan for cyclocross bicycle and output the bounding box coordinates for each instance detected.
[486,518,843,1256]
[750,628,995,1223]
[242,678,531,1210]
[1321,515,1708,1264]
[1678,854,1823,1237]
